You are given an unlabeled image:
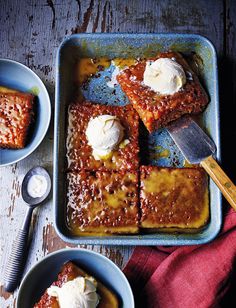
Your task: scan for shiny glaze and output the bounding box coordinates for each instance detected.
[75,57,111,84]
[140,166,209,229]
[0,87,34,148]
[67,170,139,235]
[34,262,119,308]
[66,102,139,171]
[117,51,209,132]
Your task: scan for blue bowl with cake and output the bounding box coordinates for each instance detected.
[17,248,134,308]
[0,59,51,166]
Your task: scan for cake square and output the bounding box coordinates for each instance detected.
[34,262,119,308]
[66,101,139,171]
[117,51,209,132]
[66,170,139,234]
[0,89,34,148]
[140,166,209,230]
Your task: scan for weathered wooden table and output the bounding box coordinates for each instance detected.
[0,1,235,307]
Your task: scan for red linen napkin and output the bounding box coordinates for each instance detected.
[123,208,236,308]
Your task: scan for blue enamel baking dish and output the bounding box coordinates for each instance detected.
[54,33,221,245]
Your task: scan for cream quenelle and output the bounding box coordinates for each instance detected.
[85,114,124,160]
[143,58,186,95]
[47,276,100,308]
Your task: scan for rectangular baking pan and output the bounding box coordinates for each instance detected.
[54,33,221,245]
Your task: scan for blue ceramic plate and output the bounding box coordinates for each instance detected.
[0,59,51,166]
[54,33,221,245]
[17,248,134,308]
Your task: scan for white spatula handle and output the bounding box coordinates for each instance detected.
[201,156,236,210]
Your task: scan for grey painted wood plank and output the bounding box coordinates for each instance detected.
[0,0,225,307]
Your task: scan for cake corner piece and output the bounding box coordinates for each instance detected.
[67,169,140,235]
[140,165,209,231]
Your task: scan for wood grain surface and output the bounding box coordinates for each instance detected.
[0,0,236,307]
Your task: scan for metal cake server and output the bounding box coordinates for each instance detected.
[167,116,236,209]
[4,166,51,293]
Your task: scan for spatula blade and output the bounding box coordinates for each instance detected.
[167,116,216,164]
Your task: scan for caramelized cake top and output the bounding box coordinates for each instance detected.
[0,89,34,148]
[67,170,139,234]
[140,166,209,229]
[66,101,139,171]
[117,51,209,132]
[34,262,119,308]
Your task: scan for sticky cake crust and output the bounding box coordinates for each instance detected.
[117,51,209,132]
[64,52,211,236]
[34,261,119,308]
[34,262,78,308]
[67,170,139,234]
[66,101,139,171]
[0,90,34,148]
[140,166,209,230]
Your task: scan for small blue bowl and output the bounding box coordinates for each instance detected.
[17,248,134,308]
[0,59,51,166]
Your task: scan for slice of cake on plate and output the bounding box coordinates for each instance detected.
[0,86,34,148]
[34,261,119,308]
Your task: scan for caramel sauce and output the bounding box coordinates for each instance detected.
[119,139,130,149]
[75,57,111,84]
[97,151,113,161]
[70,227,138,236]
[141,168,209,229]
[75,57,137,85]
[183,159,195,168]
[112,58,137,69]
[75,265,119,308]
[142,170,176,193]
[149,145,170,161]
[0,86,18,93]
[104,191,127,208]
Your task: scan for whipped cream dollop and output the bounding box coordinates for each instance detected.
[47,277,99,308]
[85,115,124,160]
[143,58,186,95]
[27,174,48,198]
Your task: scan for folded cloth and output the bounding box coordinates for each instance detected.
[123,208,236,308]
